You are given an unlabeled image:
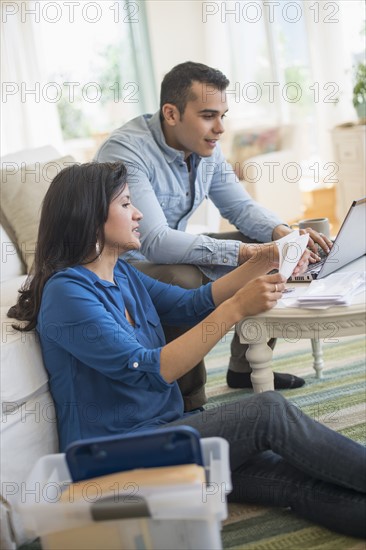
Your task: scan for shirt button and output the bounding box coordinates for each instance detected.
[186,192,189,196]
[161,202,165,207]
[133,362,139,368]
[223,258,228,263]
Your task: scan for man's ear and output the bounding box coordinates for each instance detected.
[161,103,180,126]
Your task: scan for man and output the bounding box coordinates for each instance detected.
[95,61,332,411]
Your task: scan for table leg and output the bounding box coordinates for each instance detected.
[311,338,324,378]
[246,342,275,393]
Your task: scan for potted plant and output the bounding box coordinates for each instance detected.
[353,62,366,122]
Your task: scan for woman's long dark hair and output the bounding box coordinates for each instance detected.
[8,162,128,331]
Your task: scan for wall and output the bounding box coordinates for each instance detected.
[144,0,235,157]
[144,0,363,163]
[144,0,233,232]
[145,1,207,96]
[143,0,364,229]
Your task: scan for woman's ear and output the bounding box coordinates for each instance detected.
[161,103,180,126]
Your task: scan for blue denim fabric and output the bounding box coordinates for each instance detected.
[95,112,284,280]
[165,391,366,538]
[37,260,215,450]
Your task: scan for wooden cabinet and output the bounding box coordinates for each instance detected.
[331,125,366,222]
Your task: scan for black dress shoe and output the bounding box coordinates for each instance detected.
[227,370,305,390]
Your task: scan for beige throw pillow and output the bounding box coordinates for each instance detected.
[1,156,75,273]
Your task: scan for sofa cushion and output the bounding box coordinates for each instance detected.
[0,147,64,547]
[1,304,49,408]
[0,155,75,272]
[1,303,59,545]
[0,226,25,282]
[1,391,59,546]
[0,275,28,307]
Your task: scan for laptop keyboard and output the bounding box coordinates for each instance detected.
[306,248,328,273]
[306,259,325,273]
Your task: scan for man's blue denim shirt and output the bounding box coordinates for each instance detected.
[95,111,284,280]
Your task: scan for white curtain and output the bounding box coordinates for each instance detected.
[1,1,64,156]
[303,1,360,162]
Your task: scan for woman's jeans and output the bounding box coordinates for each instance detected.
[166,391,366,538]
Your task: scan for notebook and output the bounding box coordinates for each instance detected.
[288,197,366,282]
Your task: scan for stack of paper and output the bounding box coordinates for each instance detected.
[295,272,365,308]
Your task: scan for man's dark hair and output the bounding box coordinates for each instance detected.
[160,61,230,118]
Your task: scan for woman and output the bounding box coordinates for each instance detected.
[10,162,365,538]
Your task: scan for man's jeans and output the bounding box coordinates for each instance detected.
[166,392,366,538]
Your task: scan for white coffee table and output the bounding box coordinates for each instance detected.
[236,257,366,392]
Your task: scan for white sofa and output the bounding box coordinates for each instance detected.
[0,146,76,549]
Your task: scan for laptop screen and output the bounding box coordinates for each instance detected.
[318,197,366,278]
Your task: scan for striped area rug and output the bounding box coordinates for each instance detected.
[204,332,366,549]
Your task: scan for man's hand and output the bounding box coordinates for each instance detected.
[272,223,333,268]
[298,226,333,256]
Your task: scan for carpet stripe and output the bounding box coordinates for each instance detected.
[204,334,366,549]
[221,510,362,549]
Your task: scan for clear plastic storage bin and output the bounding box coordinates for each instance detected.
[18,437,231,550]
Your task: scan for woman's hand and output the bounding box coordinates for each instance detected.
[213,244,283,307]
[292,246,312,276]
[161,272,286,383]
[229,272,286,321]
[238,242,280,269]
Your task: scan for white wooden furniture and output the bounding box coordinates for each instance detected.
[236,257,366,393]
[331,125,366,222]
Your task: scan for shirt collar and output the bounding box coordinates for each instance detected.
[76,265,118,288]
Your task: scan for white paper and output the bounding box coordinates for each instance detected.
[275,231,310,279]
[282,271,366,309]
[298,272,365,299]
[296,272,365,307]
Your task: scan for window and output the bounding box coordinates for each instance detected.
[224,0,314,127]
[220,0,365,162]
[37,0,156,143]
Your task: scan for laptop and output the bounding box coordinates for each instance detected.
[288,197,366,282]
